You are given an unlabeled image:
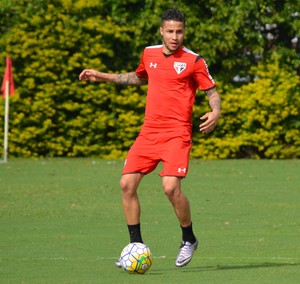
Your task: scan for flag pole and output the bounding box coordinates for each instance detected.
[1,56,14,163]
[3,80,9,163]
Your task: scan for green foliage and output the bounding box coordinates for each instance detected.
[0,0,138,158]
[103,0,300,80]
[192,54,300,159]
[0,0,299,159]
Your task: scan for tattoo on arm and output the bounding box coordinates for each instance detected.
[115,72,147,85]
[205,87,216,96]
[205,87,221,112]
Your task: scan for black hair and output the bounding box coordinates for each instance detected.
[161,8,185,27]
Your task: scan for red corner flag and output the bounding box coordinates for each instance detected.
[1,56,15,98]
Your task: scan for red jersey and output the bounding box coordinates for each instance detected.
[136,45,215,131]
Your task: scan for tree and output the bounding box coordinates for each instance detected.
[1,0,299,158]
[0,0,138,157]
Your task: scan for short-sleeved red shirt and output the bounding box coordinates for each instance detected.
[122,45,216,176]
[136,45,215,131]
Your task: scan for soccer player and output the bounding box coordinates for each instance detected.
[79,8,221,267]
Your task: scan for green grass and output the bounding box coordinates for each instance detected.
[0,159,299,283]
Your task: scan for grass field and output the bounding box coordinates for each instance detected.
[0,158,299,283]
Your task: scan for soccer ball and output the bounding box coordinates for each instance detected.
[120,242,153,274]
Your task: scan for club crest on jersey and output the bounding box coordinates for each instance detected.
[174,62,186,74]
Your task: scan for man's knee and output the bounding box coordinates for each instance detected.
[120,174,143,193]
[163,177,181,199]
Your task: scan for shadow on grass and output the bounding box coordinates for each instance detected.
[179,262,300,272]
[137,262,300,277]
[148,262,300,275]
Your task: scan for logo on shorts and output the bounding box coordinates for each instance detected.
[178,167,186,173]
[174,62,186,74]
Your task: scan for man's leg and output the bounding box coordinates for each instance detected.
[120,173,144,227]
[162,176,192,226]
[162,176,198,267]
[115,173,144,268]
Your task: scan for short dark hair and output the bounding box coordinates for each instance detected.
[161,8,185,27]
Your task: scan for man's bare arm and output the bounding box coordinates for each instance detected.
[79,69,147,85]
[205,87,221,114]
[114,72,147,85]
[199,87,221,134]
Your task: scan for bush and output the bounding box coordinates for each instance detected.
[191,54,300,159]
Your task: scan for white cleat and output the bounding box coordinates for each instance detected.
[115,258,122,268]
[175,240,198,267]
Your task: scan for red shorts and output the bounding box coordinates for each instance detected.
[122,129,192,177]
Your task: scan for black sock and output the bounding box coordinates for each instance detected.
[181,223,196,244]
[127,223,143,243]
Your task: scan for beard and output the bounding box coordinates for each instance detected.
[162,38,182,54]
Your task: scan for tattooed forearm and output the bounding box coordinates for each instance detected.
[205,87,217,96]
[205,87,221,112]
[116,73,133,84]
[114,72,147,85]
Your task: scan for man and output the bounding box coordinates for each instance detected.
[79,8,221,267]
